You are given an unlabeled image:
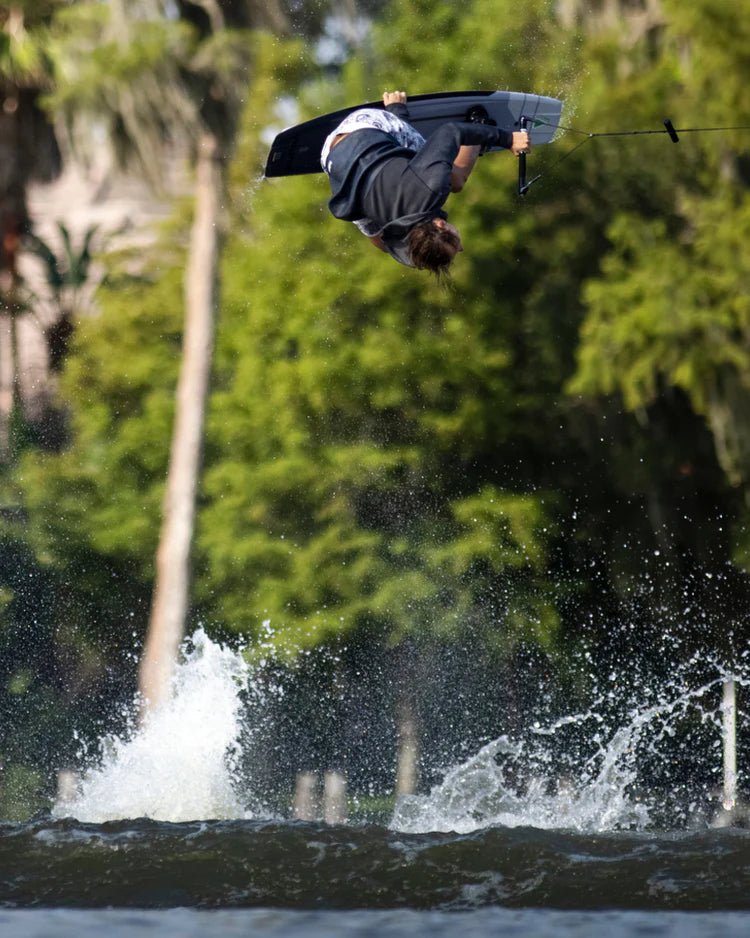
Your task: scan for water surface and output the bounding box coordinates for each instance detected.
[7,632,747,936]
[3,818,750,910]
[3,907,750,938]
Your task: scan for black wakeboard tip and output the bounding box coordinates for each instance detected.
[664,118,679,143]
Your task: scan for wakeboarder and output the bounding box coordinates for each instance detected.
[320,90,530,276]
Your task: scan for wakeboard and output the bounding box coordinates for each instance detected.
[264,90,563,178]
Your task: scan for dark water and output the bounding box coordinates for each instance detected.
[3,817,750,911]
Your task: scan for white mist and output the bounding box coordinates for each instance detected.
[54,629,254,822]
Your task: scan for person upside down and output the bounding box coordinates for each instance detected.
[321,90,530,276]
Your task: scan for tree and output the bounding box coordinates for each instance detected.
[14,0,750,800]
[568,0,750,578]
[193,4,572,785]
[25,222,99,372]
[0,2,61,459]
[47,0,289,716]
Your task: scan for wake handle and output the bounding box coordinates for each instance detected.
[518,116,529,196]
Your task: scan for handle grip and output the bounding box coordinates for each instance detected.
[518,116,529,196]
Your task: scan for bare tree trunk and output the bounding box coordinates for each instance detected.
[16,315,51,421]
[138,131,223,717]
[0,212,22,461]
[0,311,14,460]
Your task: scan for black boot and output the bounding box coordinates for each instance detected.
[464,104,496,126]
[465,104,497,154]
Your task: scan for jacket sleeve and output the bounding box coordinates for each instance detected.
[385,101,410,121]
[404,121,514,197]
[421,121,513,160]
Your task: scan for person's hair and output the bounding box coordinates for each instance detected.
[408,220,460,280]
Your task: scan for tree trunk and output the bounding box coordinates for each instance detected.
[0,310,15,460]
[138,131,223,717]
[0,212,22,462]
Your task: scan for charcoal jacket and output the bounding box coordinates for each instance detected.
[326,103,514,266]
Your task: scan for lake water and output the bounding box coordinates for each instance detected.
[3,818,750,937]
[3,907,750,938]
[4,631,749,937]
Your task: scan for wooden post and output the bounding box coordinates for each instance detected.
[323,770,348,824]
[56,769,78,809]
[292,770,318,821]
[396,698,419,796]
[722,677,738,811]
[713,676,743,828]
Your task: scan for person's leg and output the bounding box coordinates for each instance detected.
[321,107,425,171]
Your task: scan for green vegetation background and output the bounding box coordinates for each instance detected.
[2,0,750,816]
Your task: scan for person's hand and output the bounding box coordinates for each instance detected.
[383,91,407,106]
[511,131,530,156]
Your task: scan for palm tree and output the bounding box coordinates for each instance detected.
[25,221,99,370]
[48,0,288,716]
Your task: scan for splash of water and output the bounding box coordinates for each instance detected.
[390,730,652,835]
[54,629,260,823]
[52,622,744,834]
[392,660,740,835]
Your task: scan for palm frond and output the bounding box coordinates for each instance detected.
[24,232,64,293]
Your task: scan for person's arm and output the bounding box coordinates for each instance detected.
[509,132,530,156]
[368,234,387,252]
[383,90,409,121]
[450,131,529,191]
[408,122,528,201]
[451,145,482,192]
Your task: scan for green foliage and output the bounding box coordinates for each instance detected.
[27,0,750,666]
[44,1,273,187]
[563,0,750,578]
[194,11,569,654]
[44,3,197,178]
[47,3,195,98]
[7,0,750,796]
[571,192,750,487]
[230,31,311,191]
[662,0,750,121]
[0,764,45,821]
[368,0,567,94]
[20,257,184,576]
[0,3,54,86]
[26,221,99,315]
